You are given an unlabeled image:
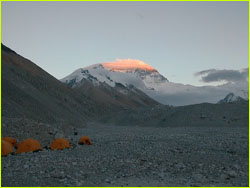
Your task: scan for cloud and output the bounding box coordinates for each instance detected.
[195,68,249,83]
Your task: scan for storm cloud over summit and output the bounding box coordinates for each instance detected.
[195,68,249,83]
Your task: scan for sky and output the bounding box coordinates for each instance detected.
[2,1,249,86]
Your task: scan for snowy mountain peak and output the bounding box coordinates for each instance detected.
[61,59,248,106]
[61,59,169,89]
[218,93,246,104]
[101,59,169,85]
[85,63,104,70]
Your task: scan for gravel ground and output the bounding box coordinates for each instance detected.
[2,123,249,187]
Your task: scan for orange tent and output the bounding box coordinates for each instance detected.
[50,138,71,150]
[16,139,42,154]
[1,140,13,156]
[2,137,18,148]
[78,136,92,145]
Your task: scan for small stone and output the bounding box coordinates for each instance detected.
[158,173,165,179]
[59,178,67,183]
[176,163,185,170]
[101,169,106,173]
[198,163,204,167]
[24,164,29,169]
[76,180,85,186]
[55,132,64,138]
[51,170,65,179]
[233,164,240,170]
[227,170,237,178]
[105,179,111,183]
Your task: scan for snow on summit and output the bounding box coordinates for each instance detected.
[101,59,156,72]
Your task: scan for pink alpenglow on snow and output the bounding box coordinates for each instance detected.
[102,59,156,72]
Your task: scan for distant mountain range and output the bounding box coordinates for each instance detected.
[218,92,246,104]
[62,59,249,106]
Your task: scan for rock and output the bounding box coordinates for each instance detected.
[175,163,186,170]
[105,179,111,183]
[55,132,64,139]
[66,175,71,179]
[73,128,78,135]
[158,173,165,179]
[76,180,85,186]
[232,164,240,170]
[51,170,65,179]
[198,163,204,168]
[40,171,45,174]
[23,165,29,169]
[227,170,237,178]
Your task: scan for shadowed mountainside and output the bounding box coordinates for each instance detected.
[2,44,98,126]
[1,44,159,128]
[67,78,159,109]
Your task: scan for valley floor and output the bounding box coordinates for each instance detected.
[1,123,249,187]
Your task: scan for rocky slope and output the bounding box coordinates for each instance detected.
[66,75,159,109]
[1,44,100,127]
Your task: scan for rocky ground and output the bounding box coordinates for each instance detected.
[1,123,249,187]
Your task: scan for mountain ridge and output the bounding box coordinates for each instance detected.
[218,92,247,104]
[62,59,248,106]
